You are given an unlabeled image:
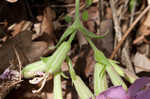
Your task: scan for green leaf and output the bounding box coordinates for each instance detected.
[82,10,89,21]
[86,0,92,7]
[79,25,108,38]
[64,15,72,23]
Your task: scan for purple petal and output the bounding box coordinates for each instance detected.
[128,77,150,98]
[133,87,150,99]
[96,86,130,99]
[0,68,19,80]
[0,68,10,79]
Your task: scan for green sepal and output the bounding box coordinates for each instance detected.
[22,60,47,78]
[40,57,51,63]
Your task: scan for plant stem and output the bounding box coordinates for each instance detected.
[86,37,97,51]
[68,31,76,44]
[75,0,80,20]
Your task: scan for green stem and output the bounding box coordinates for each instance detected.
[68,31,76,44]
[67,56,76,80]
[86,37,97,51]
[75,0,80,20]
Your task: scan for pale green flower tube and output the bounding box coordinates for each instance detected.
[109,59,137,83]
[53,73,63,99]
[94,63,108,95]
[106,66,127,90]
[73,76,95,99]
[67,57,95,99]
[109,59,125,77]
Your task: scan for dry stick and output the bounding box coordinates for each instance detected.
[110,5,150,59]
[110,0,134,72]
[13,47,22,81]
[109,0,122,50]
[98,0,104,21]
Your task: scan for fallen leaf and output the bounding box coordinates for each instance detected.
[132,52,150,73]
[133,11,150,44]
[41,7,56,42]
[9,21,32,37]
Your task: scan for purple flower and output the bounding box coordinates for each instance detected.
[128,77,150,99]
[93,86,130,99]
[0,68,19,80]
[90,77,150,99]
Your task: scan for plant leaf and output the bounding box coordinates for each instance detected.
[79,25,108,38]
[64,15,72,23]
[82,10,89,21]
[86,0,92,7]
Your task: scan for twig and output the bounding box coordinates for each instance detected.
[109,0,135,72]
[98,0,104,21]
[110,4,150,59]
[109,0,122,49]
[133,35,144,44]
[13,47,22,81]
